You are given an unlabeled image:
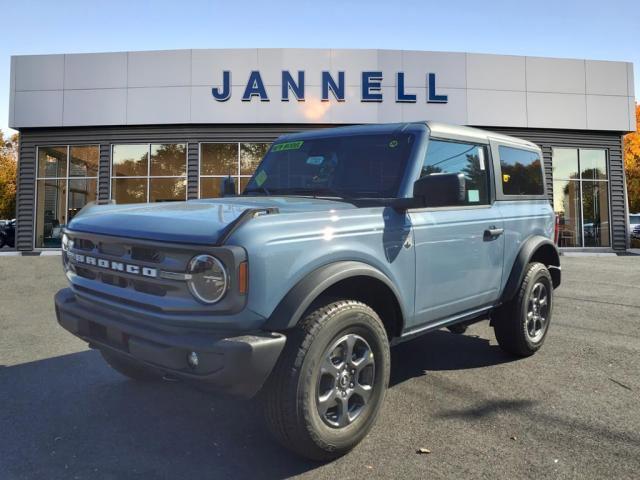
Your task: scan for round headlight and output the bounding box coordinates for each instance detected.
[187,255,228,304]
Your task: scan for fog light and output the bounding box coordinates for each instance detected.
[187,351,199,369]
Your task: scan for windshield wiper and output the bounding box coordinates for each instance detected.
[244,186,361,204]
[274,187,357,202]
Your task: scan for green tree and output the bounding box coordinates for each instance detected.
[0,131,18,219]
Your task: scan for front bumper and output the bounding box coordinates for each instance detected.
[54,288,286,397]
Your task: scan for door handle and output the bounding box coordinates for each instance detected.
[483,227,504,240]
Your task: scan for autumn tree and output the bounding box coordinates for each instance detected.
[0,131,18,219]
[624,104,640,213]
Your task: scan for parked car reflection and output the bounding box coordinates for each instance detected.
[630,214,640,247]
[0,219,16,249]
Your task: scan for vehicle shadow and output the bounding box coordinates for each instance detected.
[390,328,516,387]
[0,330,514,479]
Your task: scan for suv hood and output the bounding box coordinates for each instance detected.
[67,197,353,245]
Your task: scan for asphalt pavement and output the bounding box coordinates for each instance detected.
[0,255,639,479]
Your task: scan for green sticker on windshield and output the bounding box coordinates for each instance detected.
[389,139,398,148]
[255,170,268,186]
[272,141,304,152]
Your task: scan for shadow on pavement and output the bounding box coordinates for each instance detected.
[0,329,515,479]
[390,329,515,387]
[0,350,317,479]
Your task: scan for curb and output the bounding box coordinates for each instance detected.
[0,251,62,257]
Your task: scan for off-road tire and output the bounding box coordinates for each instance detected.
[264,300,391,461]
[100,349,161,381]
[493,262,553,357]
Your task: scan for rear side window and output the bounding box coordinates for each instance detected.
[499,146,545,196]
[422,139,490,205]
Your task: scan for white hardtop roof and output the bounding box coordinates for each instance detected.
[426,121,539,149]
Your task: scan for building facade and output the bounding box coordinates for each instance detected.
[8,48,636,251]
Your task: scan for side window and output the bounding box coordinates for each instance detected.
[422,139,490,205]
[499,146,545,196]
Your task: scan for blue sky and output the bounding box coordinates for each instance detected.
[1,0,638,135]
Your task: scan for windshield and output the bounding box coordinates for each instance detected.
[243,133,416,199]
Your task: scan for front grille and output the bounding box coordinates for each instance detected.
[75,285,164,312]
[131,246,164,263]
[98,273,169,297]
[132,280,168,297]
[67,232,191,304]
[99,242,126,257]
[75,239,95,251]
[75,263,169,297]
[101,273,128,289]
[65,230,246,316]
[75,266,97,280]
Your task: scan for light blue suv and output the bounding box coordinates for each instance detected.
[55,122,561,460]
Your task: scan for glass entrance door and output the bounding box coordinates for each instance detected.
[552,148,610,248]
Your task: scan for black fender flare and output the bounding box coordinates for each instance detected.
[501,235,561,304]
[264,260,406,331]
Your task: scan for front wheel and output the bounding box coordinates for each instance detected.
[493,262,553,357]
[264,300,390,461]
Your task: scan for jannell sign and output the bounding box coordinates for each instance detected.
[212,71,449,104]
[8,48,635,129]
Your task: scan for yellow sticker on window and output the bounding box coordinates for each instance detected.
[255,170,267,186]
[503,174,511,183]
[272,141,303,152]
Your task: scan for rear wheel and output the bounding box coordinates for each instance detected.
[493,262,553,357]
[264,300,390,461]
[100,349,161,381]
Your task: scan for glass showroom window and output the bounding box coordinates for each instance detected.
[35,145,98,248]
[111,144,187,203]
[200,143,270,198]
[552,148,610,248]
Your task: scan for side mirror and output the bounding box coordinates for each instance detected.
[413,173,466,208]
[222,176,236,196]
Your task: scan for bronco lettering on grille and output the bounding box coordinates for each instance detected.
[69,253,158,278]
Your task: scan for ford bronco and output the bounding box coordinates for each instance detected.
[55,122,561,460]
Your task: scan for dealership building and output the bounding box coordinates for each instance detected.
[7,48,636,252]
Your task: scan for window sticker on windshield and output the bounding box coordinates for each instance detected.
[468,190,480,203]
[272,141,304,152]
[389,139,398,148]
[255,170,268,186]
[478,149,485,171]
[306,156,324,165]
